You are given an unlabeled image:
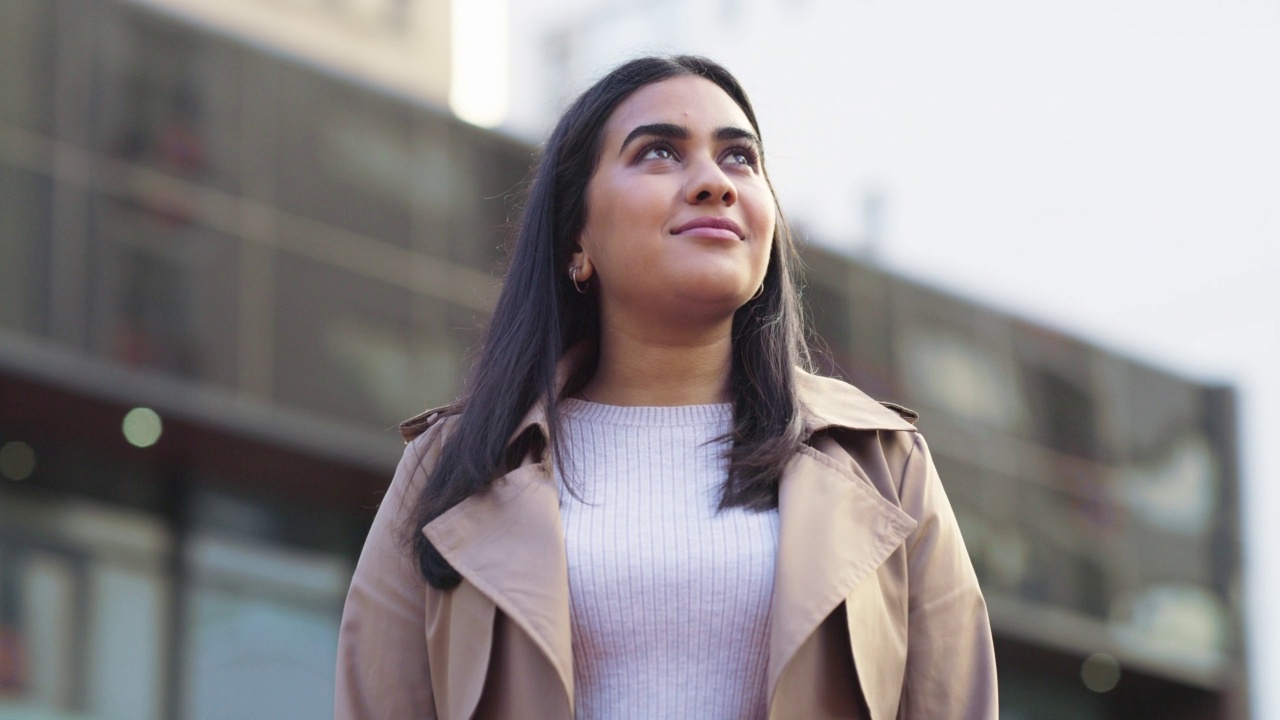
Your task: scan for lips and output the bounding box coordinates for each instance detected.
[670,216,745,240]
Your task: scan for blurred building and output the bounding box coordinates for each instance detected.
[0,1,1245,719]
[804,257,1246,719]
[0,1,522,718]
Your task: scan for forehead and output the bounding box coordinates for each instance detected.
[602,75,755,140]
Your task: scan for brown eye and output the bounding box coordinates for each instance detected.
[641,145,675,161]
[723,145,760,169]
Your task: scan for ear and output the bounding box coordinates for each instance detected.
[569,242,594,282]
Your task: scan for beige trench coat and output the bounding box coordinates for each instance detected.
[336,369,998,719]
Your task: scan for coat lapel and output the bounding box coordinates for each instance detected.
[769,444,917,720]
[422,462,574,717]
[422,577,496,719]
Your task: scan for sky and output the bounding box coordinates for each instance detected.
[499,0,1280,714]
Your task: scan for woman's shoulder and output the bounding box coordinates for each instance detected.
[795,369,919,435]
[384,404,465,511]
[794,370,931,498]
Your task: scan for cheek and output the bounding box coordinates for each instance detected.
[579,182,616,259]
[742,180,775,228]
[749,217,777,281]
[583,178,666,265]
[581,194,620,268]
[748,196,777,259]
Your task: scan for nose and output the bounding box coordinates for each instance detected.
[684,157,737,206]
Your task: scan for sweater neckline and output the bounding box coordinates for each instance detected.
[559,398,732,427]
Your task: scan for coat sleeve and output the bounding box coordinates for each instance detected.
[335,431,441,719]
[896,433,999,719]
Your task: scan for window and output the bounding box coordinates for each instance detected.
[86,197,240,385]
[0,0,56,137]
[92,5,242,194]
[0,168,52,336]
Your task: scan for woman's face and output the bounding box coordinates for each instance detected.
[574,75,776,330]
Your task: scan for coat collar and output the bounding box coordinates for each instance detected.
[410,349,920,720]
[794,369,918,435]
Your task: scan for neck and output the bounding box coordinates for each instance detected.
[581,319,733,406]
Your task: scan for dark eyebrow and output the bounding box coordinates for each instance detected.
[618,123,762,157]
[715,125,761,149]
[619,123,687,155]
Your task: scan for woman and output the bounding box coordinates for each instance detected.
[336,55,997,720]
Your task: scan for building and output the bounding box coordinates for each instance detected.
[0,1,522,717]
[0,1,1245,718]
[804,253,1246,718]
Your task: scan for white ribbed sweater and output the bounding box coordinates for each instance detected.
[557,400,779,720]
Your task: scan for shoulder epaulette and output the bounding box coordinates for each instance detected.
[399,402,462,443]
[878,401,920,425]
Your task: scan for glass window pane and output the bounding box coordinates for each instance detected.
[0,0,56,136]
[86,197,241,387]
[183,534,345,720]
[453,128,528,273]
[0,492,173,720]
[273,251,412,426]
[86,565,166,720]
[92,4,242,194]
[20,554,77,711]
[0,167,53,336]
[804,279,854,379]
[274,65,413,247]
[185,589,338,720]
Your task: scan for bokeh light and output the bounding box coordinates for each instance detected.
[123,407,164,448]
[1080,652,1121,693]
[0,440,36,480]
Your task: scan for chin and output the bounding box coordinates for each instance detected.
[667,286,754,314]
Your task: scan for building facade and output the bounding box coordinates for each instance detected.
[0,1,1245,718]
[803,254,1246,719]
[0,1,520,717]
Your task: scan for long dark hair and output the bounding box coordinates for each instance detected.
[406,55,811,589]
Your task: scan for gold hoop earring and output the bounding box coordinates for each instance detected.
[570,266,589,294]
[751,282,764,300]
